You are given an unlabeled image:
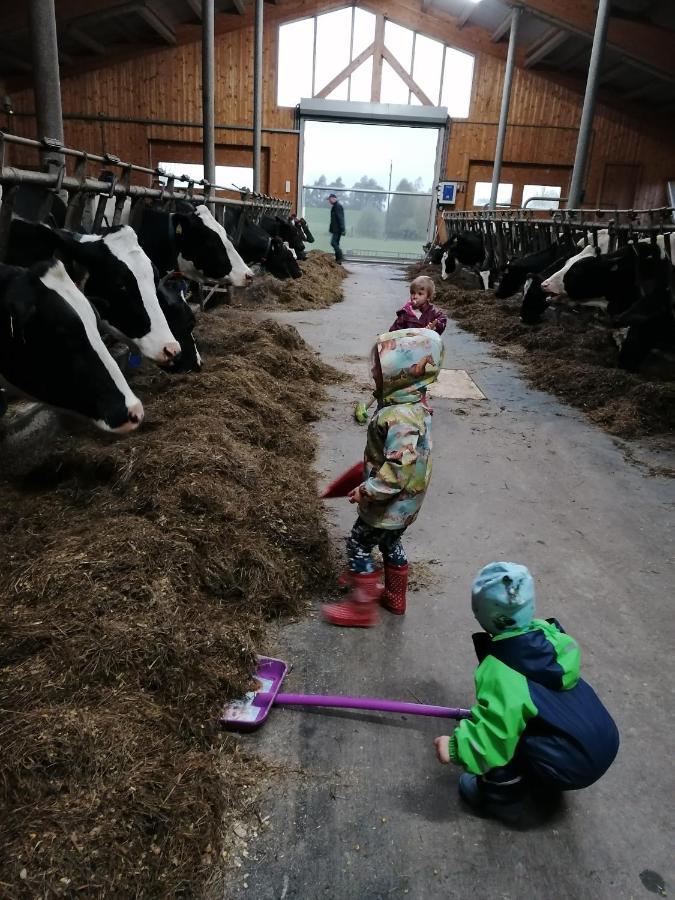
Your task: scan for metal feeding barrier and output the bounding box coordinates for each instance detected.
[440,206,675,270]
[0,130,292,260]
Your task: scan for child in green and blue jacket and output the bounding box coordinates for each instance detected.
[435,562,620,823]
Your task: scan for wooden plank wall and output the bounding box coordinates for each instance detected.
[5,1,675,210]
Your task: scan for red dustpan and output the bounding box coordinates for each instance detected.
[321,461,364,498]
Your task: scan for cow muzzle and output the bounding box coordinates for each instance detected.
[161,341,182,363]
[118,400,144,433]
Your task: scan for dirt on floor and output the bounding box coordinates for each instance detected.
[0,311,338,898]
[233,250,347,311]
[408,262,675,440]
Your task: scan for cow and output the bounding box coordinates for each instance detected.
[293,216,315,244]
[6,219,182,366]
[135,202,254,288]
[223,208,302,280]
[0,259,144,433]
[495,242,573,299]
[157,275,202,373]
[440,232,488,289]
[260,214,307,260]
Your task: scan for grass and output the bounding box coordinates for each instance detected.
[302,206,428,259]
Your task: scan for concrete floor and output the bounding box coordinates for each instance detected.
[228,264,674,900]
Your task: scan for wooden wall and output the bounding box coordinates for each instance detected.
[6,0,675,211]
[448,51,675,210]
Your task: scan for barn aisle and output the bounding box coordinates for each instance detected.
[230,263,674,900]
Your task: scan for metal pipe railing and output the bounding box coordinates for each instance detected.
[0,130,292,216]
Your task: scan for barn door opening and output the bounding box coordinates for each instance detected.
[299,118,445,262]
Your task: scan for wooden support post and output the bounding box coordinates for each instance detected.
[371,14,385,102]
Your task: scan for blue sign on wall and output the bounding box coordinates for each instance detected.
[438,182,457,204]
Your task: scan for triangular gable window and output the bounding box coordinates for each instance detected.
[277,6,475,117]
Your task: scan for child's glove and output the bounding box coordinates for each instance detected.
[353,401,369,424]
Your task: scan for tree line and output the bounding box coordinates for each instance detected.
[305,175,432,241]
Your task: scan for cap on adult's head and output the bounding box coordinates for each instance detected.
[471,562,535,635]
[328,193,337,199]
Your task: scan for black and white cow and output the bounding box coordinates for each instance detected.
[293,216,315,245]
[440,232,488,289]
[495,242,573,300]
[157,276,202,373]
[6,219,182,365]
[135,203,253,288]
[224,208,302,280]
[260,214,306,260]
[0,259,143,432]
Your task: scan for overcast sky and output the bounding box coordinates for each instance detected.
[302,121,440,192]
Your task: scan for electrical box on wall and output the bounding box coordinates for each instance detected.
[437,181,457,205]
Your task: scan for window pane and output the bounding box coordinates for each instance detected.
[277,18,314,106]
[522,184,562,210]
[381,58,410,105]
[440,47,474,118]
[315,8,352,95]
[326,80,349,101]
[350,56,373,102]
[352,7,376,57]
[412,33,443,104]
[473,181,513,208]
[384,21,413,73]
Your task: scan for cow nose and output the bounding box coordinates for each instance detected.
[128,400,144,425]
[114,400,144,433]
[163,341,182,361]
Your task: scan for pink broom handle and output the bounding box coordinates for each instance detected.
[275,694,471,719]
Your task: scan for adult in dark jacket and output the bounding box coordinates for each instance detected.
[328,193,346,263]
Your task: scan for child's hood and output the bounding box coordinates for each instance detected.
[475,618,581,691]
[376,328,443,406]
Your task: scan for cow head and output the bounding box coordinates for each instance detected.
[156,278,202,373]
[275,215,306,259]
[58,226,181,366]
[265,237,302,280]
[519,275,549,324]
[0,260,144,433]
[293,216,315,244]
[173,204,254,287]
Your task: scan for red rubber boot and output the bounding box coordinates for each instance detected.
[380,562,409,615]
[322,571,381,627]
[337,568,384,597]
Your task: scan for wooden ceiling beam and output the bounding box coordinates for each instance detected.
[184,0,202,18]
[503,0,675,80]
[491,13,512,42]
[0,49,32,73]
[456,1,477,30]
[523,28,569,68]
[65,24,107,54]
[137,5,176,44]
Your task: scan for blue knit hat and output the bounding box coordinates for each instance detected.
[471,562,535,634]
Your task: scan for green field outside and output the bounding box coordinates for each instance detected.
[302,206,429,260]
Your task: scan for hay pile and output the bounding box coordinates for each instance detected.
[0,312,337,897]
[236,251,347,311]
[408,263,675,439]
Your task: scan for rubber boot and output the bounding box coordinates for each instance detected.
[458,772,525,825]
[323,571,381,627]
[380,562,408,615]
[338,568,384,597]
